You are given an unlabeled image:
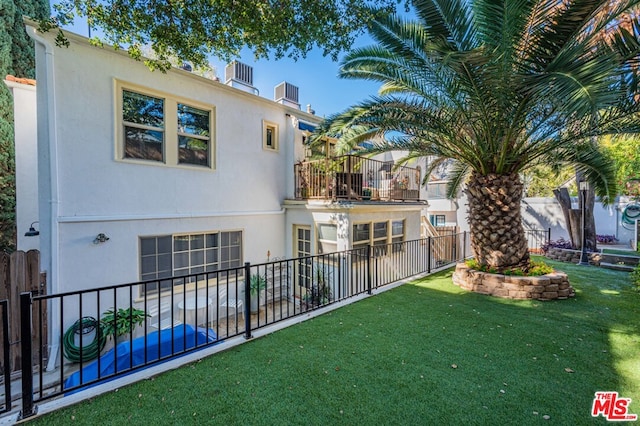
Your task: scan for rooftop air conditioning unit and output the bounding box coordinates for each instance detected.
[224,61,257,94]
[274,81,300,109]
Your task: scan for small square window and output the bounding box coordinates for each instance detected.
[263,121,278,151]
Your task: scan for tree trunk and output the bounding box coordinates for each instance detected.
[553,185,597,251]
[464,172,530,271]
[553,188,579,248]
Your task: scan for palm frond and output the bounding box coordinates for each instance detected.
[445,160,470,199]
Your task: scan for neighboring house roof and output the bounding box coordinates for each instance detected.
[5,75,36,86]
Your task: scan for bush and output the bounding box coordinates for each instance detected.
[596,234,619,244]
[541,238,574,253]
[464,259,553,276]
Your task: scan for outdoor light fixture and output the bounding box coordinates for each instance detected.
[577,181,590,266]
[93,233,110,244]
[24,221,39,237]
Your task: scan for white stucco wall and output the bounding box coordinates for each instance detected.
[26,24,321,294]
[6,80,39,251]
[284,201,423,257]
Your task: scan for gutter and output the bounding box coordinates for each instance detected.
[26,24,61,373]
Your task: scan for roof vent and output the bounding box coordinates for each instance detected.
[274,81,300,109]
[225,61,257,94]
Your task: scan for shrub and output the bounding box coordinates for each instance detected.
[596,234,619,244]
[528,260,554,275]
[541,238,574,253]
[464,259,553,276]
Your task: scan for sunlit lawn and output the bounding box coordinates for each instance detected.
[28,258,640,425]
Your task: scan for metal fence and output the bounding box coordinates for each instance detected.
[525,228,551,254]
[9,232,475,419]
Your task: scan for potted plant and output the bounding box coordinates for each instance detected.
[302,269,332,310]
[249,273,267,314]
[100,307,148,342]
[362,187,372,200]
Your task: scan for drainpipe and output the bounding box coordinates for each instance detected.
[26,25,61,373]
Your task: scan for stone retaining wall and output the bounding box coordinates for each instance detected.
[544,248,602,265]
[452,263,575,300]
[544,248,639,267]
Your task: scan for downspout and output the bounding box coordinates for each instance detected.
[26,25,61,372]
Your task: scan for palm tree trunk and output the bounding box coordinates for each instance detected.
[465,172,530,272]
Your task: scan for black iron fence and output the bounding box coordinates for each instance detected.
[525,228,551,253]
[2,229,564,419]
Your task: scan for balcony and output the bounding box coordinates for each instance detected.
[294,155,422,202]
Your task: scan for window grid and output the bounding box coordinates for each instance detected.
[140,231,242,293]
[117,82,214,169]
[352,220,405,256]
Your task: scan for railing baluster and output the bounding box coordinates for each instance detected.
[18,292,35,420]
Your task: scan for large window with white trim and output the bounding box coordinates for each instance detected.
[118,82,214,169]
[352,219,405,256]
[140,230,242,293]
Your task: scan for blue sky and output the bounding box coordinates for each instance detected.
[207,40,382,118]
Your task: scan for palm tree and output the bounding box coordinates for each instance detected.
[312,0,640,272]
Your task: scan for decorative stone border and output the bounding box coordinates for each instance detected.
[544,248,602,265]
[452,263,575,300]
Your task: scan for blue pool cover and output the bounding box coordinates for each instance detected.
[65,324,218,394]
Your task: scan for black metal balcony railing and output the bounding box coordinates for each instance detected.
[295,155,422,202]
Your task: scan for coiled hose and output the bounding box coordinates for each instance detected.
[63,316,107,362]
[622,203,640,229]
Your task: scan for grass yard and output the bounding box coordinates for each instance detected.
[27,258,640,425]
[601,247,640,257]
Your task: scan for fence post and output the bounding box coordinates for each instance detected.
[18,292,36,419]
[462,231,467,260]
[366,245,372,295]
[1,300,11,414]
[243,262,252,340]
[547,227,551,244]
[427,237,432,274]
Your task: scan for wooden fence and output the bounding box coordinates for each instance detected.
[0,250,47,374]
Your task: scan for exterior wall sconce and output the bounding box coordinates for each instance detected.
[25,221,39,237]
[93,233,110,244]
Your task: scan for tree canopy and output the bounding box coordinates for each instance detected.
[0,0,50,252]
[47,0,406,70]
[312,0,640,271]
[602,135,640,196]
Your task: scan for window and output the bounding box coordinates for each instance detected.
[391,220,405,252]
[118,81,214,169]
[140,230,242,293]
[263,121,278,151]
[178,104,210,166]
[352,219,405,256]
[123,90,165,162]
[426,182,448,199]
[295,226,312,289]
[431,215,446,226]
[317,223,337,254]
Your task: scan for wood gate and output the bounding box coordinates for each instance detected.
[0,250,47,374]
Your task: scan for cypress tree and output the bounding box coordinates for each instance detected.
[0,0,49,252]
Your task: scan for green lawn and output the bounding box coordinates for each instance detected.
[600,247,640,257]
[28,259,640,425]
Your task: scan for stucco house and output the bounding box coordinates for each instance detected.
[9,22,428,303]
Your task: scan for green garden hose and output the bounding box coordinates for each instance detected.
[622,203,640,229]
[63,316,107,362]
